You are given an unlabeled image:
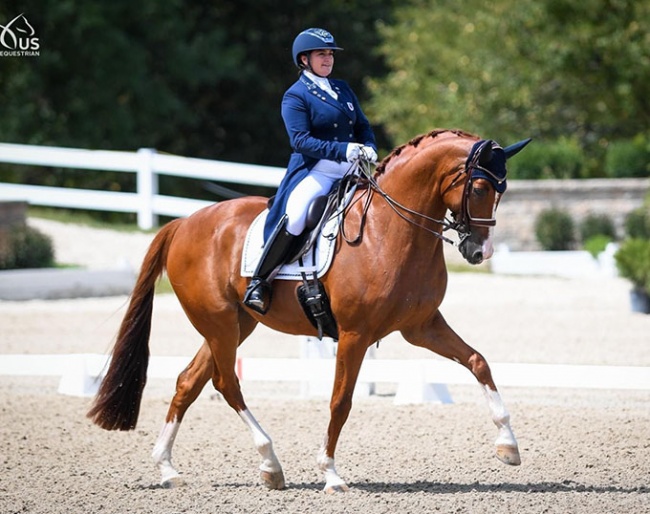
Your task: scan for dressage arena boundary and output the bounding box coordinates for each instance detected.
[1,351,649,402]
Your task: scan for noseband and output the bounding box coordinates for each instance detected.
[351,140,505,247]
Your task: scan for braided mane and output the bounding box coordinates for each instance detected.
[374,129,477,176]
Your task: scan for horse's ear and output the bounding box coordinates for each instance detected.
[503,138,532,159]
[478,140,494,166]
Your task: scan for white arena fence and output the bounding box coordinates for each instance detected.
[0,351,648,402]
[0,142,285,229]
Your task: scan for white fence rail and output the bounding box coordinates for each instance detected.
[0,142,285,229]
[1,353,648,400]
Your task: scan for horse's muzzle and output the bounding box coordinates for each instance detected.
[459,238,485,265]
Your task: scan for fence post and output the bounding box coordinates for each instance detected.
[136,148,158,230]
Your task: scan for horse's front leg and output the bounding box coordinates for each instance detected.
[402,311,521,466]
[318,333,370,493]
[152,341,213,487]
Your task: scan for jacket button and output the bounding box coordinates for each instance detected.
[334,137,338,141]
[333,123,338,128]
[349,120,353,125]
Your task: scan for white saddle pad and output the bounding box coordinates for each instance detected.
[240,210,339,280]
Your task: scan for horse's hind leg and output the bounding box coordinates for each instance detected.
[402,311,521,466]
[203,318,285,490]
[152,341,214,487]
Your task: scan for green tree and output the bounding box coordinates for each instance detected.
[0,1,396,166]
[536,0,650,144]
[366,0,650,171]
[366,0,543,147]
[0,0,398,212]
[0,1,245,156]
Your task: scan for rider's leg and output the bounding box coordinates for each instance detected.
[284,172,334,235]
[243,216,297,314]
[243,173,335,315]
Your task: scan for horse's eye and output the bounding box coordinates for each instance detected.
[472,185,488,198]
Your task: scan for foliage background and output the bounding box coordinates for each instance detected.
[1,0,648,201]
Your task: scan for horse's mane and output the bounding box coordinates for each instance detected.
[374,129,477,177]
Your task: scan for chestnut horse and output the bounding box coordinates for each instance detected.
[88,129,530,493]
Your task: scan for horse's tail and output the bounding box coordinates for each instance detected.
[87,219,182,431]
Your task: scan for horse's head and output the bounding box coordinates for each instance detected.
[442,137,531,265]
[371,130,530,265]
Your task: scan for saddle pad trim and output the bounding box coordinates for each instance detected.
[240,210,339,280]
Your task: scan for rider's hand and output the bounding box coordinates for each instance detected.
[361,146,378,163]
[345,143,364,162]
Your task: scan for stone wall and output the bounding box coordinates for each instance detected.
[494,178,650,251]
[0,201,28,227]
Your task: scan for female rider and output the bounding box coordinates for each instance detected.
[243,27,378,314]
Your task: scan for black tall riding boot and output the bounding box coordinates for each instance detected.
[243,219,297,314]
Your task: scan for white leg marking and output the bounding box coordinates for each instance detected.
[317,439,347,491]
[483,385,517,447]
[238,409,282,474]
[152,419,182,485]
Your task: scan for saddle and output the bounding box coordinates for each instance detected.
[270,174,361,340]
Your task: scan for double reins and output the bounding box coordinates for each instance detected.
[357,158,460,245]
[341,154,482,247]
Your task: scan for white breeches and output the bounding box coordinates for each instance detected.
[284,160,353,236]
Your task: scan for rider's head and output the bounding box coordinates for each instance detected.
[292,28,343,76]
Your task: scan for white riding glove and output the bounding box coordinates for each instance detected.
[360,146,378,163]
[345,142,364,163]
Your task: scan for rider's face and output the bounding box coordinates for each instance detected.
[303,49,334,77]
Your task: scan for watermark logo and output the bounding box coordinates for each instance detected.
[1,13,40,57]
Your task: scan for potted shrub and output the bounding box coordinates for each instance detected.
[615,238,650,314]
[580,213,617,259]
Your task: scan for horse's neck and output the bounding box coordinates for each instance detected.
[374,168,449,231]
[363,180,446,265]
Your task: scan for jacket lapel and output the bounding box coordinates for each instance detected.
[299,75,354,120]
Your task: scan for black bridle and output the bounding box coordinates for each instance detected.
[346,144,505,247]
[452,139,506,234]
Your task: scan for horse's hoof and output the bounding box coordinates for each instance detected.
[324,484,349,494]
[261,470,286,490]
[496,444,521,466]
[161,476,186,488]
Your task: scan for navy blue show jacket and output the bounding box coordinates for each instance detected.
[263,72,377,240]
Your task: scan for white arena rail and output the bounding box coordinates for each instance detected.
[0,353,648,402]
[0,142,285,229]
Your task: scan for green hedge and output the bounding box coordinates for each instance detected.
[534,208,576,251]
[507,137,586,180]
[0,225,55,270]
[605,134,650,178]
[579,213,617,242]
[624,207,650,239]
[615,239,650,295]
[506,135,650,179]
